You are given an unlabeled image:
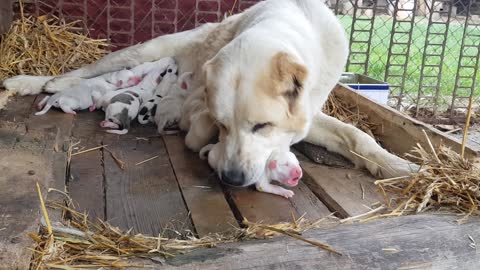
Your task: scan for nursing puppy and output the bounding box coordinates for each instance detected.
[35,69,138,115]
[137,69,180,125]
[154,72,193,134]
[93,61,178,110]
[100,90,142,135]
[201,144,301,198]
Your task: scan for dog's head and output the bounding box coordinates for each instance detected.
[203,49,310,187]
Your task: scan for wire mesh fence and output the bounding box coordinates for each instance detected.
[10,0,480,120]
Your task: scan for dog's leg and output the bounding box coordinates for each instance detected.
[3,23,217,96]
[305,112,419,178]
[185,110,218,152]
[255,181,295,199]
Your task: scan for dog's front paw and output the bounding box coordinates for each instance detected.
[3,75,53,95]
[43,77,84,93]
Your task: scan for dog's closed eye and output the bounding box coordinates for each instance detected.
[252,122,271,133]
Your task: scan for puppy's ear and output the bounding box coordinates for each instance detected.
[271,52,308,110]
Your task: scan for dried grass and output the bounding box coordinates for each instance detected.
[0,0,109,82]
[375,134,480,224]
[30,199,338,269]
[323,94,377,138]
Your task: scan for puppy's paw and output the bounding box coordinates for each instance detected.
[279,189,295,199]
[3,75,53,95]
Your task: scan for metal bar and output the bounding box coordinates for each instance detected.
[384,0,417,110]
[450,0,480,117]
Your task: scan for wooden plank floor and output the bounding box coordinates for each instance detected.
[2,95,479,269]
[0,95,387,238]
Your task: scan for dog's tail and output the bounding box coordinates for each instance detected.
[35,103,53,116]
[106,129,128,135]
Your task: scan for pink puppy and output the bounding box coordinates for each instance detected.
[200,144,302,198]
[259,150,302,198]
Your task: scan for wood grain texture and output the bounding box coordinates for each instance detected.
[0,95,71,270]
[104,128,193,236]
[163,135,238,236]
[298,151,383,218]
[138,215,480,270]
[226,178,331,224]
[68,111,106,221]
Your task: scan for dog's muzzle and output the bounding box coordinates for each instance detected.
[220,169,246,187]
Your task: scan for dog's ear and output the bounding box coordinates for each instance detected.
[271,52,308,111]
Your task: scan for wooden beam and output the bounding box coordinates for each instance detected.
[332,84,479,158]
[157,215,480,270]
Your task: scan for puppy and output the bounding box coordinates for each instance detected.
[100,90,142,135]
[136,70,181,125]
[94,61,178,110]
[201,145,302,198]
[154,72,193,134]
[35,69,139,115]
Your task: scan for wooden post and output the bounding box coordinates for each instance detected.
[0,0,13,35]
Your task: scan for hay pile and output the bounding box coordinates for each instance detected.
[323,94,377,138]
[374,137,480,224]
[0,2,109,82]
[31,195,338,268]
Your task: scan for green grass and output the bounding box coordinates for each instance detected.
[337,15,480,106]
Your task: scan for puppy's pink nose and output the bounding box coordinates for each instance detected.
[290,167,302,179]
[100,120,107,127]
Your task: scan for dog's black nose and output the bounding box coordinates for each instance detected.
[221,170,246,187]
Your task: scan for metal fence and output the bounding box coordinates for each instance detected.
[11,0,480,120]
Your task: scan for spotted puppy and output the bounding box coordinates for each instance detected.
[35,69,136,115]
[201,145,302,198]
[137,70,180,125]
[100,90,142,135]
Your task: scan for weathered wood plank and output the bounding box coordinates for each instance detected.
[226,168,332,223]
[152,215,480,270]
[68,111,105,221]
[104,127,193,236]
[298,151,383,218]
[333,84,479,158]
[0,94,36,128]
[0,96,71,270]
[163,135,238,236]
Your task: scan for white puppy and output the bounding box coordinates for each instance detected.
[154,72,193,134]
[201,144,302,198]
[35,69,136,115]
[93,61,178,110]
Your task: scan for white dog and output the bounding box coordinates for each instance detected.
[3,0,417,187]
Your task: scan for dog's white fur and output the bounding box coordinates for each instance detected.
[3,0,417,187]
